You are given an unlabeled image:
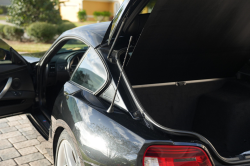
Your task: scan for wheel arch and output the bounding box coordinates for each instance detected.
[53,126,64,161]
[51,116,83,165]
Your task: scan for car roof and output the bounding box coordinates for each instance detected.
[59,21,111,48]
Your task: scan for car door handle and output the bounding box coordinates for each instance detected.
[0,77,12,99]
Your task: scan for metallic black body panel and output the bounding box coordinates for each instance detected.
[51,82,171,165]
[54,22,111,48]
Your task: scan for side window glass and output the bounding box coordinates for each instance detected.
[71,47,107,93]
[0,39,12,64]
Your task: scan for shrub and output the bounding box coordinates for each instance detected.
[102,11,111,17]
[8,0,61,27]
[0,24,5,38]
[0,9,3,15]
[93,11,112,22]
[62,20,71,23]
[78,10,87,22]
[3,25,24,41]
[0,6,8,14]
[57,22,76,35]
[93,11,102,17]
[26,22,57,42]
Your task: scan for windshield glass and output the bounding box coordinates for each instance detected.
[57,39,89,54]
[108,0,130,43]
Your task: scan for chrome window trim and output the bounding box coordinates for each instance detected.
[93,48,110,95]
[70,47,110,95]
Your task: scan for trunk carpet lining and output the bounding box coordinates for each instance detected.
[134,79,250,157]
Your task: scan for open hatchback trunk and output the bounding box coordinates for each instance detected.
[133,77,250,157]
[119,0,250,159]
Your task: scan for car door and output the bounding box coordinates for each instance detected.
[0,39,35,116]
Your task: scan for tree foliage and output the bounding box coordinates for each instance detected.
[77,10,87,22]
[7,0,62,27]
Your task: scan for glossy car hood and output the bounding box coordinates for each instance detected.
[126,0,250,85]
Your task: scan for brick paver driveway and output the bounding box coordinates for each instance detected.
[0,114,54,166]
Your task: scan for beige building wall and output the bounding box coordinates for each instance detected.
[60,0,122,22]
[60,0,82,22]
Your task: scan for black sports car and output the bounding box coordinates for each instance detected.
[2,0,250,165]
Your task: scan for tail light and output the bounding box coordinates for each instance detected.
[143,145,212,166]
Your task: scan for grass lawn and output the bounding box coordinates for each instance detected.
[3,40,51,53]
[0,15,7,20]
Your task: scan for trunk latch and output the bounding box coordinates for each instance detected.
[175,81,186,86]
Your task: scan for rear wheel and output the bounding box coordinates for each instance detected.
[55,130,79,166]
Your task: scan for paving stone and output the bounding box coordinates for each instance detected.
[0,131,22,140]
[7,121,20,127]
[0,147,20,160]
[0,139,12,150]
[14,152,44,165]
[25,134,37,140]
[46,148,53,157]
[0,126,17,133]
[6,116,22,122]
[21,130,37,136]
[0,159,16,166]
[44,153,53,164]
[37,136,46,142]
[15,123,31,129]
[8,135,27,144]
[29,158,51,166]
[18,146,38,155]
[18,119,30,124]
[35,142,52,154]
[13,139,40,149]
[0,119,8,124]
[0,123,9,129]
[18,126,33,132]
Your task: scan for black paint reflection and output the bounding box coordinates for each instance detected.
[66,96,144,166]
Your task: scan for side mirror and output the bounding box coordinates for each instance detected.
[0,48,11,61]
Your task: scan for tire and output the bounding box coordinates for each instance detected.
[55,129,80,166]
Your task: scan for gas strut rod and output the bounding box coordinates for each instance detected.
[107,36,133,113]
[107,18,127,60]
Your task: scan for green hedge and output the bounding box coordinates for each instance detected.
[27,22,57,42]
[0,24,5,38]
[78,10,87,22]
[3,25,24,41]
[93,11,111,21]
[57,22,76,35]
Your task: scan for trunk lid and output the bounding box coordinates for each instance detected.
[125,0,250,85]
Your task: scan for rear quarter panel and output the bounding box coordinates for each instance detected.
[51,82,166,166]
